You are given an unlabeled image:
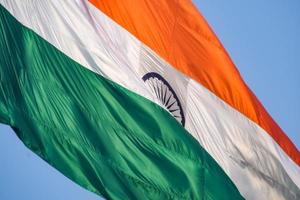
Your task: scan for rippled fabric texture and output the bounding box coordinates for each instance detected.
[0,5,244,200]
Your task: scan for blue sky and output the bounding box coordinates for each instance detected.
[0,1,299,199]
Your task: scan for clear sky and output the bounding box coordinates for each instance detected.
[0,1,299,199]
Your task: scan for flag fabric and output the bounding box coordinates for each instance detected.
[0,1,299,200]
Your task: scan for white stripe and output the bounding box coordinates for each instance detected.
[1,0,299,199]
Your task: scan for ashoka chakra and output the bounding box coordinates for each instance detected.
[142,72,185,126]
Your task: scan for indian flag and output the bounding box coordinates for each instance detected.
[0,0,299,199]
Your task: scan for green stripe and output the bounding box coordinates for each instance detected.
[0,5,243,200]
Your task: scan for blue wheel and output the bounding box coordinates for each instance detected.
[142,72,185,126]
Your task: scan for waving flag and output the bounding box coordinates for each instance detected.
[0,1,299,199]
